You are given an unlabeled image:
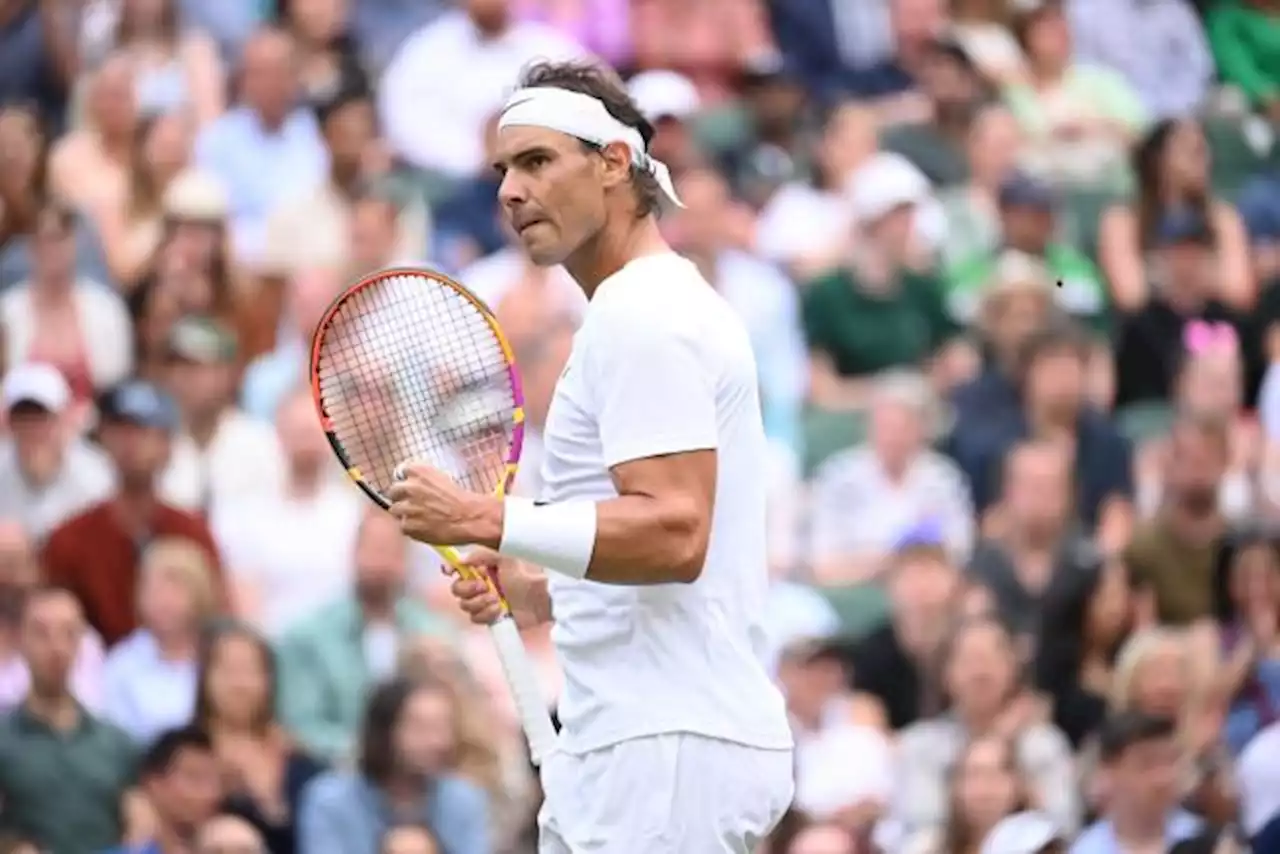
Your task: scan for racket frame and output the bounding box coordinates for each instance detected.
[309,266,558,764]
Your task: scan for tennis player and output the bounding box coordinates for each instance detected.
[387,60,794,852]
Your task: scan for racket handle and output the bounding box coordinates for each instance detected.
[489,616,559,765]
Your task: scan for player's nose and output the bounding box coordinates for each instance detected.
[497,170,530,210]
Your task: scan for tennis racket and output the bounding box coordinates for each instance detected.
[309,266,558,765]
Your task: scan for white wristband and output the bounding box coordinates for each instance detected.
[499,497,597,580]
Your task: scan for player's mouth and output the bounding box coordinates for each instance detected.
[515,218,547,235]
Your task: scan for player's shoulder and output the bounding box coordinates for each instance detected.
[589,253,723,329]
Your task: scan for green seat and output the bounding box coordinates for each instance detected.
[802,407,869,478]
[1114,401,1176,445]
[817,584,890,640]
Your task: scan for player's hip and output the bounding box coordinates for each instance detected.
[538,733,795,854]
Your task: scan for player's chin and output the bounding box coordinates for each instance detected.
[521,234,568,267]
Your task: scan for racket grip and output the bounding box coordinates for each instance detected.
[489,616,559,765]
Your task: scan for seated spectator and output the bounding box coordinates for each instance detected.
[213,389,361,636]
[0,105,111,291]
[430,113,507,272]
[43,379,224,645]
[1237,720,1280,848]
[1206,0,1280,122]
[626,69,704,178]
[277,508,454,763]
[93,111,195,292]
[844,534,962,730]
[630,0,773,104]
[809,372,973,584]
[1127,414,1229,626]
[297,678,490,854]
[0,363,114,542]
[754,101,878,281]
[1068,0,1213,121]
[1070,712,1202,854]
[1034,560,1135,748]
[892,616,1080,842]
[0,521,105,712]
[969,439,1099,645]
[103,537,217,745]
[1210,526,1280,755]
[1,202,134,405]
[0,587,139,854]
[937,104,1027,278]
[157,316,283,514]
[106,0,225,126]
[194,27,328,266]
[343,191,423,282]
[803,162,959,410]
[945,173,1107,331]
[716,56,813,208]
[277,0,368,103]
[196,815,269,854]
[195,622,325,854]
[379,824,440,854]
[109,727,224,854]
[1099,119,1254,314]
[48,55,140,215]
[1003,0,1147,188]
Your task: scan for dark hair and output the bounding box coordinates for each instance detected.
[942,734,1030,854]
[141,725,214,778]
[1211,522,1280,623]
[1017,319,1091,372]
[937,614,1020,711]
[516,60,662,218]
[1133,119,1210,250]
[115,0,178,46]
[312,78,374,129]
[193,622,278,733]
[1098,711,1177,762]
[358,677,454,784]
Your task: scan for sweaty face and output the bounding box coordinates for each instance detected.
[494,126,610,266]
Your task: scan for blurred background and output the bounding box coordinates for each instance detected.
[3,0,1280,852]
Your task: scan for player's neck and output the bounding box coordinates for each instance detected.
[565,215,669,298]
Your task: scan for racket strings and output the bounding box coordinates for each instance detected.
[315,273,518,498]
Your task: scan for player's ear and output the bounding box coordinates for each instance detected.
[597,142,634,191]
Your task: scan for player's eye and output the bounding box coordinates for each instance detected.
[525,153,551,171]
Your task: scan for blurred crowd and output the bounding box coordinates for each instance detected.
[3,0,1280,853]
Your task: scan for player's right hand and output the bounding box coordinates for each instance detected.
[450,547,547,628]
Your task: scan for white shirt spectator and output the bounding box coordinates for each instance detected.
[755,182,852,267]
[0,439,114,543]
[808,445,975,567]
[101,629,197,745]
[1,281,133,392]
[1067,0,1212,119]
[794,714,894,821]
[160,410,285,514]
[378,9,585,177]
[1239,721,1280,838]
[211,480,363,636]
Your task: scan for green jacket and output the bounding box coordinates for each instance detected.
[944,244,1109,332]
[1208,1,1280,106]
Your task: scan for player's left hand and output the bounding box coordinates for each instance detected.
[387,461,495,546]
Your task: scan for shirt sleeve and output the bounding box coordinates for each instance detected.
[589,312,719,469]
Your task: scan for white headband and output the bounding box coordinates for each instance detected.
[498,86,685,208]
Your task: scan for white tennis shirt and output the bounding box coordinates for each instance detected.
[539,252,793,755]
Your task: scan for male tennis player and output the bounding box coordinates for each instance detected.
[387,60,794,852]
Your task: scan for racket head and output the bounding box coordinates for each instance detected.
[309,266,526,510]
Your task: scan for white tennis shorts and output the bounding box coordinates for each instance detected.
[537,733,795,853]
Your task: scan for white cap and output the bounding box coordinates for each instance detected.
[846,152,932,224]
[627,70,701,123]
[163,169,229,220]
[2,362,71,413]
[980,812,1062,854]
[1238,722,1280,836]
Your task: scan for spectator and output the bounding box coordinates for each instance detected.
[1209,526,1280,755]
[0,0,79,134]
[49,54,140,214]
[1099,119,1254,314]
[194,27,328,266]
[93,111,196,291]
[808,371,973,584]
[1004,0,1147,188]
[845,534,962,730]
[1,201,134,404]
[1034,560,1135,748]
[969,439,1098,644]
[1070,712,1201,853]
[277,0,368,103]
[377,0,583,178]
[213,389,362,636]
[0,521,105,712]
[0,587,138,854]
[111,727,224,854]
[297,677,490,854]
[0,362,114,542]
[157,315,283,514]
[893,616,1080,843]
[1237,720,1280,848]
[380,824,440,854]
[630,0,774,104]
[42,378,223,645]
[1206,0,1280,121]
[107,0,225,126]
[194,622,324,854]
[1127,414,1229,626]
[1067,0,1213,120]
[945,173,1107,331]
[260,82,427,285]
[277,508,454,763]
[102,537,217,745]
[717,55,813,209]
[345,191,421,281]
[626,69,703,177]
[195,815,268,854]
[0,104,110,291]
